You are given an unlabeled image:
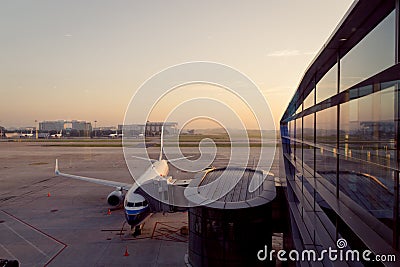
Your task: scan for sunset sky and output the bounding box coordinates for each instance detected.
[0,0,353,129]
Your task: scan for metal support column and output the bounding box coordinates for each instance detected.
[336,50,341,199]
[394,0,400,250]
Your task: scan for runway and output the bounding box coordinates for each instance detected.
[0,140,280,266]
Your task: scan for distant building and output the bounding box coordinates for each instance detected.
[95,126,117,131]
[39,120,92,137]
[145,121,178,136]
[39,121,64,131]
[39,120,91,131]
[93,126,119,138]
[119,122,178,137]
[0,126,5,138]
[118,124,145,137]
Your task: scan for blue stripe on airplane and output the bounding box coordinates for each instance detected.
[125,208,147,215]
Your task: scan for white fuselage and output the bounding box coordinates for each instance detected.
[123,160,169,226]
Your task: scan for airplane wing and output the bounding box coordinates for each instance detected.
[55,159,133,190]
[131,155,157,163]
[167,155,195,162]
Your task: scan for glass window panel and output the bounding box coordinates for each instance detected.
[340,11,395,91]
[295,118,302,162]
[339,84,396,233]
[303,143,314,171]
[295,141,302,162]
[358,85,373,98]
[303,114,314,143]
[338,157,395,231]
[295,103,302,115]
[303,114,314,169]
[317,64,337,103]
[340,85,395,168]
[304,88,315,110]
[288,120,294,138]
[316,106,337,148]
[315,148,337,182]
[296,118,302,141]
[315,106,337,187]
[286,120,295,159]
[289,139,296,160]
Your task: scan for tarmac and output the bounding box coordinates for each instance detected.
[0,140,280,266]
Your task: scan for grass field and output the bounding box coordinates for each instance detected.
[1,134,279,148]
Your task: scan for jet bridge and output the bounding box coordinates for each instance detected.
[184,167,276,267]
[136,175,193,213]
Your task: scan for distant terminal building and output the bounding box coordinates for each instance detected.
[93,126,119,138]
[119,122,178,137]
[145,121,178,136]
[118,124,145,137]
[39,120,92,137]
[95,126,117,131]
[0,126,5,138]
[39,120,91,131]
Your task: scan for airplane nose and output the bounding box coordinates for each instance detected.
[125,214,137,225]
[124,207,149,226]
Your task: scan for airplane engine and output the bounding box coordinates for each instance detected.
[107,190,124,206]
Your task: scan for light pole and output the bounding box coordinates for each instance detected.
[35,120,38,139]
[94,120,97,138]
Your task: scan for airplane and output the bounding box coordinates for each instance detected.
[5,132,23,138]
[22,129,34,138]
[50,130,62,138]
[55,127,192,234]
[108,130,123,138]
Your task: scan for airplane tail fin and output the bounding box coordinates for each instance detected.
[159,126,164,161]
[55,159,60,175]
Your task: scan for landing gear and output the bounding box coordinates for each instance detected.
[131,224,143,236]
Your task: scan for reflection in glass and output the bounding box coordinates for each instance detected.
[317,64,337,104]
[303,114,314,170]
[295,102,302,115]
[295,141,302,163]
[339,84,396,232]
[288,120,294,138]
[288,120,296,160]
[295,118,302,162]
[304,88,315,110]
[340,11,395,91]
[303,114,314,143]
[296,118,302,141]
[340,85,395,168]
[315,106,337,186]
[316,106,337,148]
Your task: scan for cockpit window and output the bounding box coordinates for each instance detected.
[127,200,148,207]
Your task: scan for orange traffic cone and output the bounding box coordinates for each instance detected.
[47,192,51,197]
[124,246,129,256]
[107,209,111,215]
